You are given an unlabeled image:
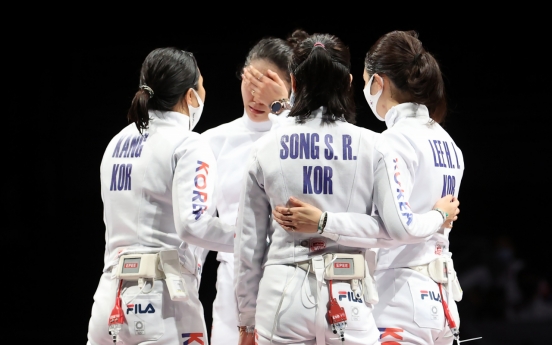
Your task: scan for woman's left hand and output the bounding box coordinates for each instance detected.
[272,197,323,233]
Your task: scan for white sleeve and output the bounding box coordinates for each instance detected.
[234,147,270,327]
[321,133,442,247]
[372,134,442,243]
[320,213,399,248]
[172,134,235,253]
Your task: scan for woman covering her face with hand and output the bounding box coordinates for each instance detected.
[272,30,464,345]
[198,31,302,345]
[86,47,235,345]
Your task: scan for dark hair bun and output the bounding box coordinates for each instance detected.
[287,29,310,48]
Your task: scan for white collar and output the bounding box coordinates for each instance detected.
[149,110,190,130]
[384,103,429,128]
[241,110,273,132]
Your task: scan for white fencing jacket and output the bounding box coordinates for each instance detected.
[320,103,464,269]
[235,108,391,326]
[199,111,275,265]
[374,103,464,269]
[99,110,235,275]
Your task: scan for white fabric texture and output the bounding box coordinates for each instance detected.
[200,111,281,344]
[99,110,235,275]
[89,110,235,344]
[375,103,465,269]
[254,264,379,345]
[373,268,459,345]
[321,103,464,267]
[210,260,240,345]
[234,108,392,343]
[87,272,208,345]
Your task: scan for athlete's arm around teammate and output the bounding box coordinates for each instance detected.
[235,31,385,345]
[364,29,465,345]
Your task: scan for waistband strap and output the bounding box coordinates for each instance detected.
[109,252,192,280]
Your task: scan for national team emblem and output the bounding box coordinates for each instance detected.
[182,333,204,345]
[435,244,443,255]
[378,328,404,341]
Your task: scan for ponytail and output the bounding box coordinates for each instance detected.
[289,33,355,124]
[406,51,447,123]
[126,48,200,134]
[127,88,151,134]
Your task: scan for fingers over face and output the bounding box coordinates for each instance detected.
[245,67,262,88]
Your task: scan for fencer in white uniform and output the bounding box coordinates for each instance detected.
[365,31,465,345]
[233,33,456,345]
[199,36,295,345]
[87,48,234,345]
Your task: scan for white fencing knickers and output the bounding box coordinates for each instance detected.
[211,257,239,345]
[254,264,379,345]
[372,268,460,345]
[87,270,208,345]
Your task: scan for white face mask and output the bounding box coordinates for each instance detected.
[188,88,204,130]
[363,75,384,121]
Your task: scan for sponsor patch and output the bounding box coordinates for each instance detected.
[134,321,146,335]
[309,238,326,252]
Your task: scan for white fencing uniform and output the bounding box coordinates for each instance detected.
[235,108,397,345]
[87,110,235,345]
[200,111,275,345]
[373,103,464,344]
[318,103,464,344]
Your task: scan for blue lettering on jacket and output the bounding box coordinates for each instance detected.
[110,164,132,191]
[112,133,149,158]
[393,158,413,225]
[280,133,322,160]
[428,139,461,170]
[324,134,334,160]
[342,135,356,160]
[192,161,209,220]
[303,166,333,194]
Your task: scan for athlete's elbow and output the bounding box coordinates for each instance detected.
[388,227,428,244]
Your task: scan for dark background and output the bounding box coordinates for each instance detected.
[29,9,549,345]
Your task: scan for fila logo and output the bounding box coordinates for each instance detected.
[338,290,363,303]
[334,262,350,269]
[126,303,155,314]
[124,263,138,269]
[420,290,441,302]
[182,332,204,345]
